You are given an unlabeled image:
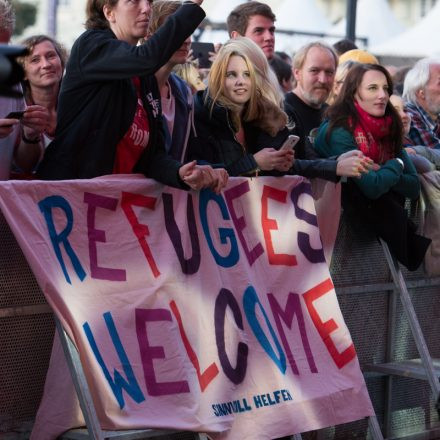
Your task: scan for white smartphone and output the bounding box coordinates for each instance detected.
[280,135,300,151]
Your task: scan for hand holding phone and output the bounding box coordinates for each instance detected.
[5,111,25,120]
[280,135,300,151]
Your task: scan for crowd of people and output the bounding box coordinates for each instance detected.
[2,0,440,438]
[1,0,439,272]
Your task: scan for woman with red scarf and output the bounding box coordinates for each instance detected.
[315,63,431,271]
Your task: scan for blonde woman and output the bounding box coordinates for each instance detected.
[187,37,293,176]
[188,37,370,181]
[173,62,206,94]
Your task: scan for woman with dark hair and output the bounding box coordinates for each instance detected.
[37,0,226,192]
[315,63,431,270]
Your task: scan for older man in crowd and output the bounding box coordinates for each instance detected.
[402,58,440,167]
[284,42,338,160]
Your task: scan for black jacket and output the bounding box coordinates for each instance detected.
[188,90,341,181]
[37,3,205,185]
[188,90,260,176]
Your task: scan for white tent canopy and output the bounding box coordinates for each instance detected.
[331,0,405,48]
[275,0,331,33]
[206,0,245,23]
[270,0,332,55]
[371,1,440,57]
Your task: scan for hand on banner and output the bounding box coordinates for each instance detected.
[179,161,228,194]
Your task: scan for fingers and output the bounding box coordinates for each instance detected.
[181,164,229,193]
[0,118,19,128]
[179,160,197,180]
[22,106,50,132]
[212,169,228,194]
[338,149,363,160]
[0,119,18,138]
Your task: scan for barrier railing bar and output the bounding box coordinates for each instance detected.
[380,240,440,410]
[335,276,440,296]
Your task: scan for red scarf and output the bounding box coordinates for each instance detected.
[352,101,393,164]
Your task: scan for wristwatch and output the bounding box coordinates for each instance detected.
[395,158,404,169]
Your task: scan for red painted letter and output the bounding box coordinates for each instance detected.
[261,185,297,266]
[170,300,219,391]
[303,278,356,369]
[121,192,160,278]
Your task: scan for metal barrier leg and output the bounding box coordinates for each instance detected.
[55,317,105,440]
[380,239,440,414]
[384,282,398,438]
[368,415,384,440]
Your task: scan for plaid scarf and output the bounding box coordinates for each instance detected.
[352,101,393,164]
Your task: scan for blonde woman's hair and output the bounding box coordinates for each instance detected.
[327,60,358,104]
[207,37,288,136]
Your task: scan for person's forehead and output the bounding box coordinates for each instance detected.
[31,40,56,53]
[303,47,335,68]
[360,69,387,84]
[245,14,275,31]
[428,64,440,81]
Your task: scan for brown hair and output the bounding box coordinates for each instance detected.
[226,1,275,37]
[85,0,118,30]
[20,34,68,70]
[325,63,403,157]
[148,0,180,36]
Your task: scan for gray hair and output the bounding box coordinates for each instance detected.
[403,58,440,103]
[293,41,338,71]
[0,0,15,36]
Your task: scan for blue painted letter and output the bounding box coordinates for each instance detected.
[38,195,86,284]
[83,312,145,409]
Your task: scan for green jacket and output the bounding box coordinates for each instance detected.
[315,121,420,200]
